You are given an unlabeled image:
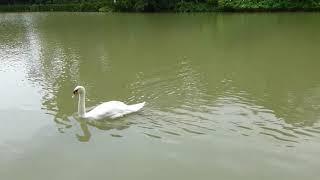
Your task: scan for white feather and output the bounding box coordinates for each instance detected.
[73,86,145,120]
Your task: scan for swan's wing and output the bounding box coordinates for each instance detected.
[85,101,128,119]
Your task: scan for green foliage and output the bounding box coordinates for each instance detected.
[38,4,81,11]
[217,0,320,11]
[112,0,217,12]
[0,0,320,12]
[174,2,209,12]
[113,0,151,12]
[0,5,30,12]
[98,6,113,12]
[0,3,107,12]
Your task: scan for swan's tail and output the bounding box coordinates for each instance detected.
[128,102,145,112]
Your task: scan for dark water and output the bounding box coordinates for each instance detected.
[0,12,320,180]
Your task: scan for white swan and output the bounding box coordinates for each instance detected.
[73,86,145,119]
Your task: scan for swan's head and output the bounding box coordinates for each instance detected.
[73,86,85,96]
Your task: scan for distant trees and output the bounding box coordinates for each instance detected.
[112,0,218,12]
[0,0,319,11]
[0,0,83,5]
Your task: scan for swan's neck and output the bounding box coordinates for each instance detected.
[78,92,86,117]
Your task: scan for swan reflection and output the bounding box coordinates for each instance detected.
[75,117,131,142]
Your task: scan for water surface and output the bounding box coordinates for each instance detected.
[0,12,320,180]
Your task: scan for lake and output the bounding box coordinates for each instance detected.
[0,12,320,180]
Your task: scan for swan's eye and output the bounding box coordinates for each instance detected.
[73,89,78,95]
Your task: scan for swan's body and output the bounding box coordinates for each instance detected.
[73,86,145,120]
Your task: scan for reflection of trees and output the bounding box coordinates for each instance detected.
[128,58,207,108]
[199,13,320,126]
[0,14,28,44]
[21,13,138,142]
[20,13,320,142]
[200,47,320,127]
[0,14,30,66]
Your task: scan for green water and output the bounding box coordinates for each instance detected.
[0,12,320,180]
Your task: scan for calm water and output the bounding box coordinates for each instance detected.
[0,12,320,180]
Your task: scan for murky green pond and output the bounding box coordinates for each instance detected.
[0,12,320,180]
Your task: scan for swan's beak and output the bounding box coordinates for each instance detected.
[72,90,77,98]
